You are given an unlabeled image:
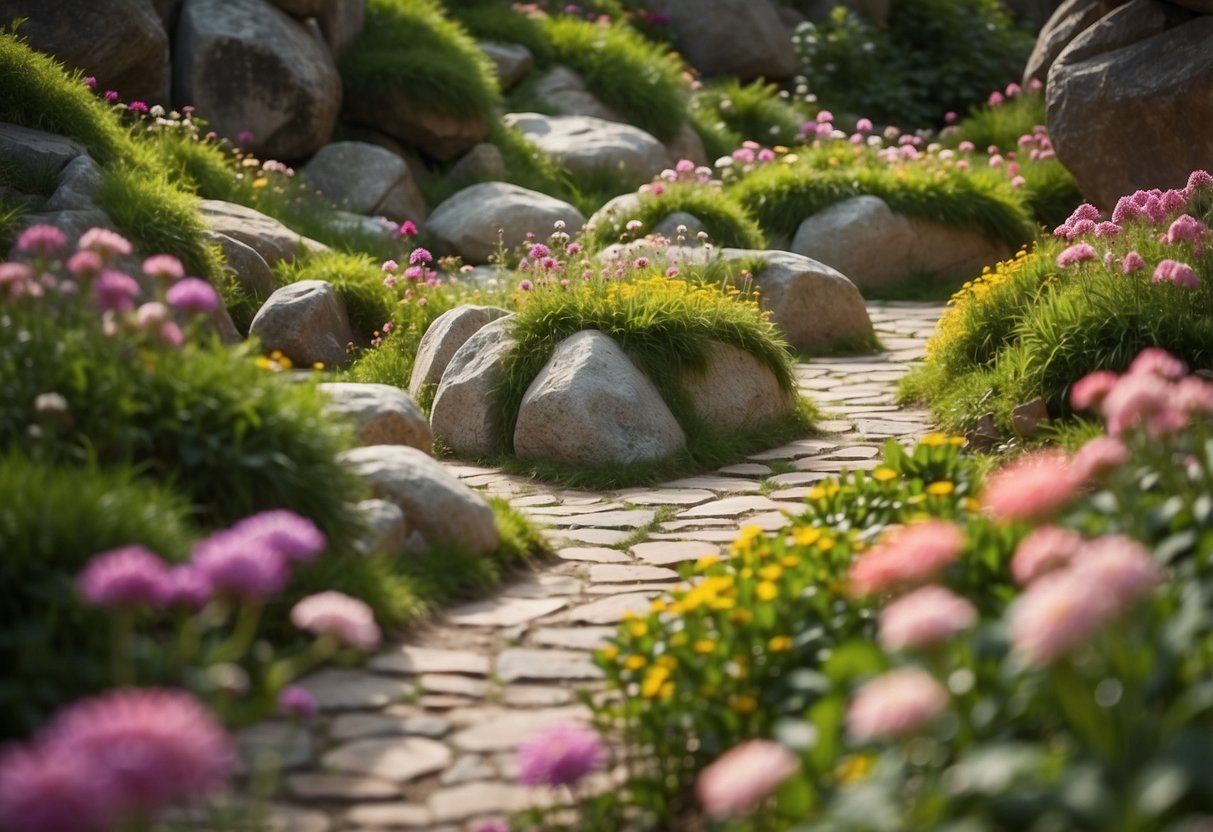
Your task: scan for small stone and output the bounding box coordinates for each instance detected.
[440,754,497,786]
[263,804,332,832]
[677,496,784,518]
[419,674,490,698]
[286,773,398,801]
[630,540,719,566]
[588,564,679,583]
[1012,397,1049,438]
[500,574,583,598]
[612,488,715,506]
[551,528,633,546]
[370,646,491,676]
[568,593,658,624]
[657,476,763,493]
[296,669,412,711]
[530,626,617,650]
[329,712,452,741]
[428,781,550,823]
[496,648,603,682]
[343,802,432,828]
[526,509,657,529]
[716,463,772,476]
[555,546,631,563]
[502,685,575,707]
[449,705,590,752]
[323,737,452,782]
[445,596,567,627]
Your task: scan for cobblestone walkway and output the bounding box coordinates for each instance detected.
[248,302,944,831]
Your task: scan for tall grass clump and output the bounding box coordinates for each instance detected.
[587,181,764,251]
[446,0,555,63]
[690,80,808,150]
[274,250,400,341]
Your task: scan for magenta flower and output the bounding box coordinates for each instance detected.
[847,668,948,741]
[127,101,148,114]
[400,220,418,236]
[849,520,965,596]
[290,591,381,650]
[1184,169,1213,199]
[43,688,233,814]
[1161,213,1207,250]
[82,75,96,89]
[165,564,213,609]
[78,228,133,258]
[166,277,221,312]
[103,90,118,103]
[1056,243,1097,268]
[66,250,102,278]
[142,254,185,281]
[191,528,290,601]
[1152,258,1199,289]
[518,279,533,292]
[408,247,432,265]
[1011,525,1083,586]
[516,722,603,788]
[696,740,798,818]
[987,91,1004,107]
[529,243,550,259]
[278,685,318,721]
[229,509,326,564]
[16,223,68,257]
[1122,251,1146,274]
[0,743,119,832]
[981,450,1078,523]
[816,109,834,124]
[878,585,977,651]
[1094,221,1122,238]
[236,130,254,146]
[92,269,140,312]
[855,117,873,133]
[381,259,398,272]
[77,545,172,608]
[1070,435,1130,484]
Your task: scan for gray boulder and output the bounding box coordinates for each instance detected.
[174,0,342,160]
[351,498,408,557]
[1022,0,1119,85]
[514,330,686,466]
[44,155,103,212]
[198,199,329,267]
[446,143,507,186]
[317,0,366,61]
[204,231,276,300]
[426,183,584,264]
[341,445,499,556]
[302,141,427,223]
[409,305,512,399]
[319,382,432,451]
[665,121,709,167]
[532,65,622,121]
[650,0,797,81]
[266,0,326,17]
[430,316,517,457]
[248,280,354,369]
[1047,1,1212,208]
[479,42,534,90]
[682,341,794,434]
[5,0,170,102]
[503,113,670,186]
[0,124,86,183]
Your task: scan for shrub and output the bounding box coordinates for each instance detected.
[690,80,808,151]
[587,181,764,251]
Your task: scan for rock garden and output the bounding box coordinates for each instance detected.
[2,0,1213,830]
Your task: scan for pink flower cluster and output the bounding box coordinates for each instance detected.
[516,721,602,788]
[1071,347,1213,438]
[980,450,1078,523]
[848,519,966,596]
[657,158,713,185]
[696,739,798,817]
[0,687,233,832]
[847,667,949,740]
[290,590,381,650]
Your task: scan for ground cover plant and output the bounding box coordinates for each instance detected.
[905,170,1213,434]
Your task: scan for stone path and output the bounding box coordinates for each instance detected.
[246,302,943,831]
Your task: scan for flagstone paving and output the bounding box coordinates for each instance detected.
[252,302,943,831]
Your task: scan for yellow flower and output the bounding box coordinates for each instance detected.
[729,695,758,714]
[780,555,801,568]
[835,754,875,784]
[709,596,736,611]
[872,467,898,482]
[657,655,678,670]
[732,525,764,552]
[759,564,783,581]
[817,537,836,552]
[768,635,793,653]
[730,608,753,624]
[926,481,955,496]
[621,610,637,622]
[598,645,620,662]
[921,433,947,447]
[963,497,982,513]
[807,486,827,501]
[312,362,325,370]
[756,582,778,601]
[650,599,667,614]
[793,527,822,547]
[624,654,647,671]
[660,682,675,699]
[695,554,720,570]
[693,639,717,654]
[670,632,688,648]
[948,435,967,447]
[641,666,669,699]
[628,621,648,638]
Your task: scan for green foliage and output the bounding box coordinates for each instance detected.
[793,0,1033,127]
[542,15,687,142]
[730,161,1035,249]
[445,0,555,63]
[274,250,399,342]
[587,182,764,250]
[0,453,197,739]
[341,0,501,123]
[690,80,808,150]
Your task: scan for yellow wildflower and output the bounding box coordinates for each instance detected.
[768,635,793,653]
[650,599,667,614]
[628,621,648,638]
[759,564,783,582]
[781,555,801,568]
[729,695,758,714]
[836,754,875,784]
[757,582,778,601]
[793,527,822,547]
[657,655,678,670]
[926,481,955,496]
[872,467,898,482]
[921,433,947,447]
[623,654,646,671]
[641,666,669,699]
[693,639,717,654]
[695,554,720,570]
[730,608,753,624]
[598,645,620,662]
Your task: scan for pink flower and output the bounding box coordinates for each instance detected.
[158,321,184,348]
[1070,369,1119,411]
[16,223,68,257]
[141,254,185,281]
[472,822,510,832]
[696,740,798,818]
[1176,376,1213,417]
[1184,169,1213,199]
[43,688,233,814]
[518,279,533,292]
[981,450,1078,523]
[1010,568,1114,666]
[135,300,169,329]
[408,247,432,265]
[77,545,172,608]
[278,685,318,721]
[1011,525,1083,585]
[400,220,418,237]
[957,140,975,153]
[191,528,290,601]
[878,585,977,650]
[1103,372,1187,437]
[1071,534,1160,610]
[78,228,132,258]
[127,101,148,114]
[82,75,96,89]
[165,565,213,609]
[1122,251,1146,274]
[565,242,582,255]
[1128,347,1187,380]
[0,743,119,832]
[1161,214,1207,252]
[381,259,398,272]
[92,269,140,312]
[856,117,873,133]
[816,109,834,124]
[848,520,966,596]
[166,277,221,312]
[945,111,958,124]
[847,668,948,740]
[1066,203,1101,225]
[1057,243,1096,268]
[103,90,118,103]
[987,91,1004,107]
[516,722,602,788]
[1070,436,1129,483]
[291,591,381,650]
[229,509,326,564]
[1152,258,1199,289]
[1005,82,1021,97]
[1094,221,1122,238]
[529,243,550,259]
[236,130,254,146]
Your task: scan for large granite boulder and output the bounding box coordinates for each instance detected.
[682,341,794,434]
[531,65,623,121]
[174,0,342,160]
[503,113,670,186]
[5,0,170,102]
[425,183,584,264]
[203,231,276,299]
[1046,1,1212,208]
[317,0,367,61]
[318,382,432,451]
[479,42,533,91]
[341,445,499,556]
[430,316,517,457]
[1022,0,1127,85]
[302,141,427,223]
[790,195,1009,292]
[513,330,686,466]
[44,156,103,212]
[0,124,86,183]
[248,280,354,369]
[648,0,797,81]
[408,304,511,399]
[198,199,329,266]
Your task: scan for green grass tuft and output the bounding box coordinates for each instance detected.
[689,80,808,149]
[274,250,399,343]
[587,182,764,250]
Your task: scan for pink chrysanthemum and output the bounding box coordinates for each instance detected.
[191,528,290,600]
[165,277,221,312]
[43,688,233,814]
[1070,369,1119,411]
[16,223,68,257]
[78,228,133,258]
[408,247,433,265]
[696,740,799,818]
[1010,569,1113,666]
[77,545,172,608]
[1011,525,1083,585]
[1102,372,1187,438]
[1128,347,1187,380]
[1175,376,1213,417]
[290,591,381,650]
[1152,258,1199,289]
[165,564,213,609]
[981,450,1078,523]
[516,722,603,788]
[847,668,948,741]
[848,520,966,596]
[0,742,119,832]
[1094,221,1122,238]
[1056,243,1097,268]
[142,254,185,282]
[1122,251,1146,274]
[400,220,418,237]
[1070,436,1130,483]
[229,509,326,564]
[92,269,140,312]
[278,685,318,721]
[878,585,977,651]
[1072,534,1160,610]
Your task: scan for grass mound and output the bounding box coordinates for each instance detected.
[587,182,764,251]
[274,250,399,342]
[689,80,808,154]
